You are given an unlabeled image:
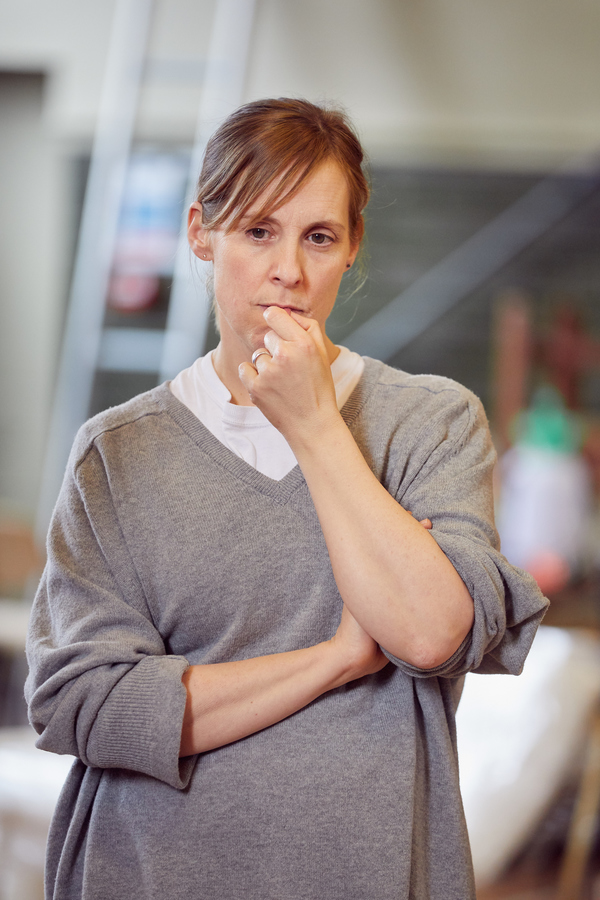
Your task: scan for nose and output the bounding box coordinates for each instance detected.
[271,238,303,288]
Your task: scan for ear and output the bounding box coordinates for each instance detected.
[345,240,360,270]
[188,202,213,261]
[346,217,364,269]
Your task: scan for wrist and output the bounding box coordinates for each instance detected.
[323,633,375,689]
[287,408,348,462]
[307,638,351,691]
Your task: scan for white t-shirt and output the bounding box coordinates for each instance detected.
[170,346,364,481]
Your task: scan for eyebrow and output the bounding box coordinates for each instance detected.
[308,219,348,233]
[239,212,348,233]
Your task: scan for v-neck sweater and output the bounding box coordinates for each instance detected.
[25,357,548,900]
[169,345,364,479]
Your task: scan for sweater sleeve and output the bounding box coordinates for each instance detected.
[379,391,549,678]
[25,438,195,790]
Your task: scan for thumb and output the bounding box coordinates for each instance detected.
[289,311,329,357]
[288,310,313,332]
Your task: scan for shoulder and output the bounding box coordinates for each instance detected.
[349,359,496,504]
[69,384,171,473]
[346,358,495,488]
[359,357,486,437]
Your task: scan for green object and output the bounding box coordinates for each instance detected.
[513,386,584,453]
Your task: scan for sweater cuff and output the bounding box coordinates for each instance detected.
[87,655,194,789]
[380,632,471,678]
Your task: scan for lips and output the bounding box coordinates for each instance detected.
[260,304,305,315]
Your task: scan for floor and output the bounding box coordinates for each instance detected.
[478,865,600,900]
[477,802,600,900]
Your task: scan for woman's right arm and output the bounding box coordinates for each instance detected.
[27,438,387,779]
[179,604,387,756]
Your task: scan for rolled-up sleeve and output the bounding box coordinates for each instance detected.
[25,440,194,790]
[380,390,548,678]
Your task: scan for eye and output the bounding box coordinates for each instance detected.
[248,227,269,240]
[308,232,333,245]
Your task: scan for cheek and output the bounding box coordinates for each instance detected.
[318,264,346,300]
[213,261,242,304]
[215,250,260,295]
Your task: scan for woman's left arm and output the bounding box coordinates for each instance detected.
[239,307,474,670]
[287,415,474,669]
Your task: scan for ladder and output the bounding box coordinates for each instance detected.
[36,0,257,539]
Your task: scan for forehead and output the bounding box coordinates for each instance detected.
[237,160,351,228]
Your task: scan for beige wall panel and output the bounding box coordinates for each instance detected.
[0,74,66,513]
[1,0,600,162]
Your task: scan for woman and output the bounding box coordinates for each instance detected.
[26,99,547,900]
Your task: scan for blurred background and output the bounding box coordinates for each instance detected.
[1,0,600,897]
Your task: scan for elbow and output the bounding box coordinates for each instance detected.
[406,636,464,671]
[391,636,464,671]
[385,609,474,671]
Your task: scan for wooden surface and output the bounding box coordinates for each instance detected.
[543,575,600,632]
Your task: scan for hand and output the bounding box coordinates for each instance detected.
[238,307,339,442]
[328,515,431,681]
[329,603,389,682]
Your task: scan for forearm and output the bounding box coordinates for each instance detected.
[238,308,473,669]
[290,413,474,669]
[180,636,368,757]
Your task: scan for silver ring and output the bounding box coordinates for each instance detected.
[251,348,271,366]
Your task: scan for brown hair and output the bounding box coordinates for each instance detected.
[195,98,370,246]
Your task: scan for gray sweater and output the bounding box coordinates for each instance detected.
[26,358,548,900]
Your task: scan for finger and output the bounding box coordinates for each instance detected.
[289,310,326,347]
[262,330,280,357]
[251,347,273,369]
[406,510,432,531]
[263,306,308,340]
[238,361,259,392]
[288,310,314,332]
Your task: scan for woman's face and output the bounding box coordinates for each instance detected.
[188,160,359,367]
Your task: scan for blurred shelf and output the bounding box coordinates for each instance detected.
[0,599,30,653]
[543,574,600,631]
